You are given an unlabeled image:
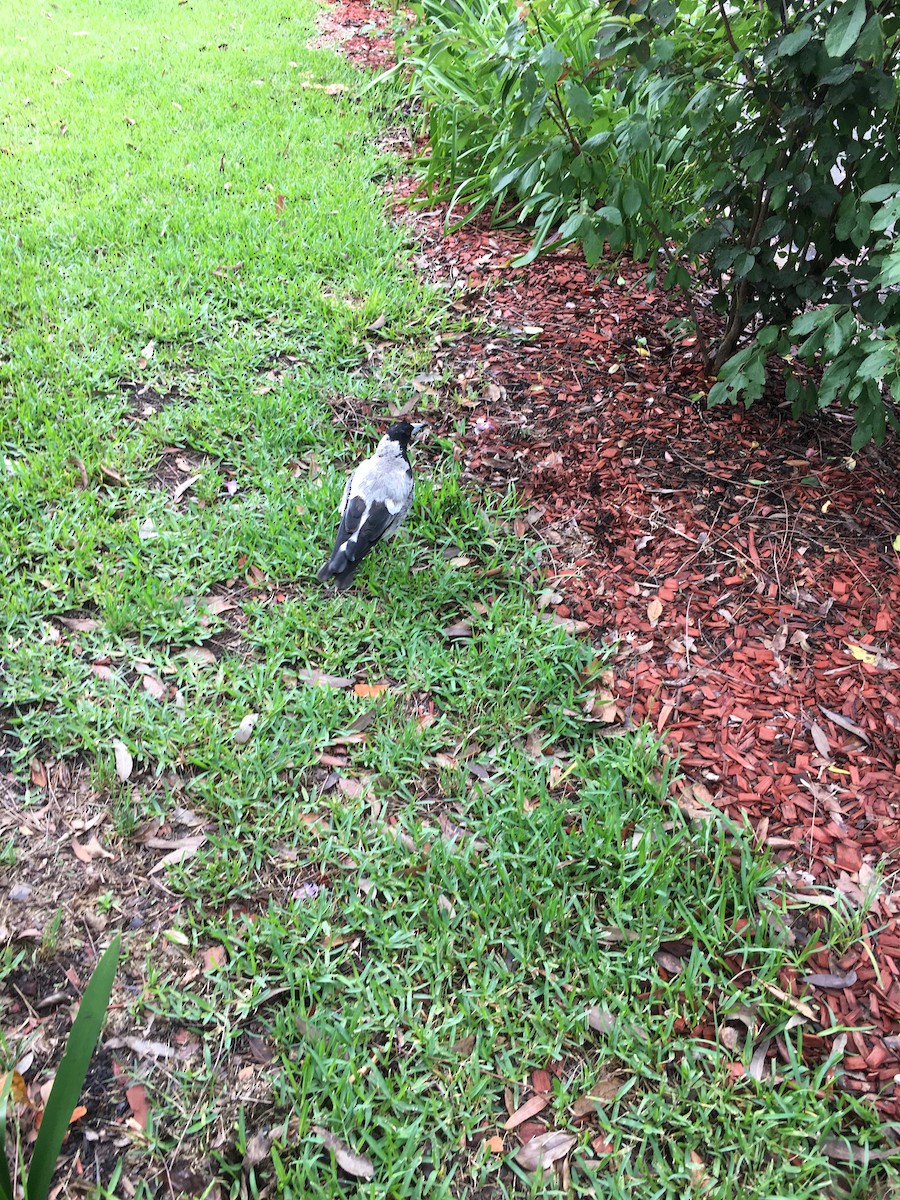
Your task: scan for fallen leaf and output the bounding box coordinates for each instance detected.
[247,1035,274,1064]
[504,1095,549,1130]
[71,835,113,863]
[443,621,473,640]
[203,945,226,972]
[149,835,206,875]
[30,759,47,789]
[486,1134,504,1154]
[57,616,99,632]
[171,474,200,503]
[138,517,158,541]
[587,1006,616,1034]
[1,1070,32,1107]
[99,463,125,485]
[142,673,166,701]
[181,646,217,665]
[846,642,877,664]
[818,705,871,743]
[311,1125,374,1180]
[113,739,134,782]
[203,595,237,615]
[647,597,663,624]
[126,1084,149,1130]
[233,713,259,744]
[105,1036,175,1059]
[514,1130,577,1172]
[571,1074,627,1115]
[337,777,365,799]
[296,669,354,688]
[809,722,831,758]
[451,1034,475,1056]
[819,1137,900,1163]
[243,1130,272,1169]
[353,683,388,698]
[802,970,858,989]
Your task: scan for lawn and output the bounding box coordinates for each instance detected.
[0,0,897,1196]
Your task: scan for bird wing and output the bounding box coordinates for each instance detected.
[318,450,414,587]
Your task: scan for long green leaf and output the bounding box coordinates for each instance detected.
[26,934,121,1200]
[0,1069,15,1200]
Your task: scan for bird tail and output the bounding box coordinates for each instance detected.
[317,554,359,591]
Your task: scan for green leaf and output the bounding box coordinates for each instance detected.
[860,183,900,204]
[857,342,895,380]
[733,251,756,278]
[775,26,813,57]
[536,44,565,87]
[596,205,623,225]
[824,0,866,58]
[870,197,900,232]
[27,934,121,1200]
[565,82,594,124]
[622,182,642,217]
[0,1071,14,1200]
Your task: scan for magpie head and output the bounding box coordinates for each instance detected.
[385,420,426,449]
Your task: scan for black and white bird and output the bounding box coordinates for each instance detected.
[316,420,425,591]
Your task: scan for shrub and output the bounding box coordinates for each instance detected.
[398,0,900,447]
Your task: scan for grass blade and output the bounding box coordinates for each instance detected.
[26,934,121,1200]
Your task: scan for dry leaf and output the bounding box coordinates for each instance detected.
[181,646,217,665]
[353,683,388,698]
[647,597,664,624]
[71,835,113,864]
[30,759,47,789]
[486,1134,504,1154]
[809,722,831,758]
[514,1130,577,1172]
[819,1137,900,1163]
[451,1034,475,1056]
[243,1130,272,1169]
[149,834,206,875]
[105,1036,175,1059]
[58,616,99,632]
[1,1070,32,1107]
[846,642,877,665]
[297,669,354,688]
[113,739,134,782]
[444,621,473,640]
[204,595,237,615]
[311,1125,374,1180]
[142,673,166,701]
[233,713,259,744]
[818,705,870,743]
[504,1095,549,1130]
[337,777,365,799]
[203,945,226,972]
[587,1006,616,1034]
[801,970,858,989]
[126,1083,149,1131]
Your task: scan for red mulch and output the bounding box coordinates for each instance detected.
[324,0,900,1122]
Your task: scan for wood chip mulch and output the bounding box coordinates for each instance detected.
[325,0,900,1121]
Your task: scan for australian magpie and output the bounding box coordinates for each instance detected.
[316,420,424,591]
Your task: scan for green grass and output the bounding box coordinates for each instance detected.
[0,2,897,1197]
